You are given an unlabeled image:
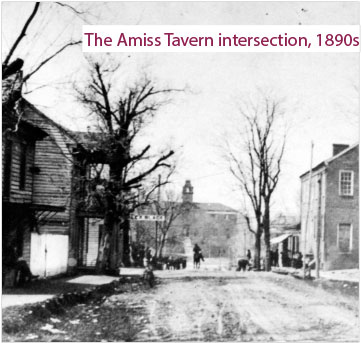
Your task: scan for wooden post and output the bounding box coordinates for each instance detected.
[315,176,322,278]
[303,141,314,278]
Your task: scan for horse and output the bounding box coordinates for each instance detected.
[193,251,204,269]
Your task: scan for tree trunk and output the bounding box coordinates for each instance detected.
[263,201,271,272]
[159,234,167,258]
[254,228,262,270]
[122,217,131,267]
[109,222,120,272]
[96,231,110,273]
[96,202,116,273]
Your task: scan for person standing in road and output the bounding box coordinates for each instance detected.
[247,249,252,261]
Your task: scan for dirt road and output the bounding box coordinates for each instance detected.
[106,271,359,342]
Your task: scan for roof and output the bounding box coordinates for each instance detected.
[300,143,359,179]
[2,110,48,140]
[271,214,299,227]
[194,202,237,213]
[20,98,79,158]
[136,201,238,214]
[71,131,108,150]
[21,98,76,143]
[270,232,300,245]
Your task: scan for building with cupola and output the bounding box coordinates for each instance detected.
[164,180,241,258]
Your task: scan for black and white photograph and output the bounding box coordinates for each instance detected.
[1,1,359,342]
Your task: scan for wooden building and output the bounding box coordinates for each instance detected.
[2,63,108,277]
[2,82,80,277]
[20,99,81,276]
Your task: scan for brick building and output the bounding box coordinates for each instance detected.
[164,180,240,258]
[300,143,359,270]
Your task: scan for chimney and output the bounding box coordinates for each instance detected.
[332,144,349,156]
[182,180,193,203]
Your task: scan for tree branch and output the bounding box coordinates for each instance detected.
[23,40,81,82]
[3,2,40,67]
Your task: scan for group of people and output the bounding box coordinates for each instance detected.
[270,249,303,269]
[131,242,189,270]
[162,256,187,270]
[130,243,154,267]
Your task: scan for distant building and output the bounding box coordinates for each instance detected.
[270,213,300,267]
[300,143,359,270]
[164,180,240,259]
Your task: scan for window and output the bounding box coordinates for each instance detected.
[19,143,27,190]
[338,223,352,252]
[339,170,354,196]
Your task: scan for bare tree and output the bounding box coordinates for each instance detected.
[224,92,286,271]
[153,189,185,258]
[76,61,178,272]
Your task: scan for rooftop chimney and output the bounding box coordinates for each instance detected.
[332,144,349,156]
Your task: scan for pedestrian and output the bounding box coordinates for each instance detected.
[247,249,252,261]
[16,256,39,286]
[270,250,275,266]
[146,247,152,263]
[281,250,289,267]
[143,256,148,267]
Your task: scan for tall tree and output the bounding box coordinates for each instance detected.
[224,92,286,271]
[76,61,177,272]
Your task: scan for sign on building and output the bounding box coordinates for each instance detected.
[130,214,165,221]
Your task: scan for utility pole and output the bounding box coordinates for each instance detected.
[303,141,314,278]
[315,176,322,278]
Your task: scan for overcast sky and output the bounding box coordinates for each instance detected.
[2,1,359,217]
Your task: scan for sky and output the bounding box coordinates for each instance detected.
[2,1,359,217]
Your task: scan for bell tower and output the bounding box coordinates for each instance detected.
[182,180,193,203]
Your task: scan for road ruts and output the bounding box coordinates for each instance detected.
[107,273,359,342]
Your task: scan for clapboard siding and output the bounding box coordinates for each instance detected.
[3,93,82,275]
[22,99,77,238]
